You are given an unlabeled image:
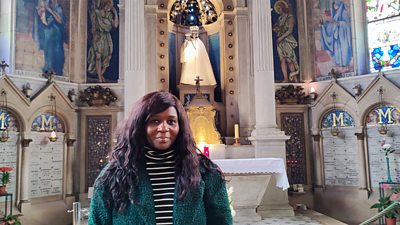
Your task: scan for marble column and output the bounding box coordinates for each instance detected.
[248,0,288,159]
[355,132,368,190]
[249,0,292,217]
[19,138,32,212]
[312,134,323,188]
[123,0,146,114]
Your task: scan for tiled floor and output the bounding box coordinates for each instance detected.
[235,215,322,225]
[235,210,349,225]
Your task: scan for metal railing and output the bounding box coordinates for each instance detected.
[359,201,399,225]
[67,202,90,225]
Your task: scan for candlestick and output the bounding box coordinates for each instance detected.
[234,124,239,139]
[203,146,209,158]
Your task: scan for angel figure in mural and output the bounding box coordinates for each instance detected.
[33,0,66,75]
[87,0,119,83]
[320,0,352,67]
[273,0,300,83]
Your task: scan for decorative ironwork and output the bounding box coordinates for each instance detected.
[87,116,111,187]
[79,86,118,106]
[281,113,306,184]
[275,85,308,104]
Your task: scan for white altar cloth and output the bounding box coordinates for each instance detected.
[213,158,290,190]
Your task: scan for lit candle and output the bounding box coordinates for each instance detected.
[203,146,209,158]
[310,86,315,93]
[234,124,239,139]
[50,130,57,138]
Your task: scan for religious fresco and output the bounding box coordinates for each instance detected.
[15,0,70,76]
[271,0,300,83]
[313,0,354,80]
[366,0,400,73]
[86,0,120,83]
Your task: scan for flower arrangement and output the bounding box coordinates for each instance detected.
[227,186,236,217]
[381,144,396,183]
[0,166,14,186]
[0,214,22,225]
[382,144,395,156]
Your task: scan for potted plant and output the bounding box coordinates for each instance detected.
[371,195,399,225]
[0,214,22,225]
[0,166,14,194]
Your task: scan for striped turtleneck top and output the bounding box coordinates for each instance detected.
[144,147,176,225]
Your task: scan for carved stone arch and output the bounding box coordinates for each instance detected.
[310,81,360,133]
[357,76,400,124]
[28,83,76,138]
[318,104,357,130]
[0,76,30,131]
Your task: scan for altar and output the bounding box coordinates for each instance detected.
[213,158,291,222]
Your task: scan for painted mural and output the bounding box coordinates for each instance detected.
[15,0,70,76]
[271,0,300,83]
[86,0,120,83]
[313,0,354,80]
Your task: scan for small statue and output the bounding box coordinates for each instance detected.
[0,60,9,75]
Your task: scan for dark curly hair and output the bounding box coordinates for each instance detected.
[96,91,213,212]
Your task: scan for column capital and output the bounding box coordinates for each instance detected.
[312,134,321,141]
[67,139,76,147]
[355,133,365,140]
[21,139,32,148]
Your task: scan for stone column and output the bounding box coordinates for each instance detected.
[355,133,368,190]
[249,0,292,217]
[123,1,146,114]
[66,139,76,196]
[312,134,323,188]
[248,0,288,159]
[19,138,32,212]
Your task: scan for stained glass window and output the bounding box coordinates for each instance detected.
[366,0,400,72]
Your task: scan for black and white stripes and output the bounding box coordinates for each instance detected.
[144,147,176,225]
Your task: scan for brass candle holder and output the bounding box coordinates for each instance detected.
[234,137,240,146]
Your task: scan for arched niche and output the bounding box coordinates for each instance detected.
[25,82,76,200]
[319,107,359,186]
[363,103,400,188]
[0,108,23,200]
[166,0,225,100]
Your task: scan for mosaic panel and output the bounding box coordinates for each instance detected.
[281,113,306,184]
[31,113,64,132]
[321,109,355,128]
[87,116,111,187]
[0,111,20,132]
[366,105,400,126]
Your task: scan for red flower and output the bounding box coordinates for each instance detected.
[0,167,13,173]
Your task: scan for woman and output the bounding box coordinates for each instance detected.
[88,91,232,225]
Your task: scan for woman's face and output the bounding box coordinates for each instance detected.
[145,106,180,150]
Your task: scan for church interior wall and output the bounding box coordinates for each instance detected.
[1,0,400,224]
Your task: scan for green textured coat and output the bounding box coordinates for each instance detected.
[88,164,233,225]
